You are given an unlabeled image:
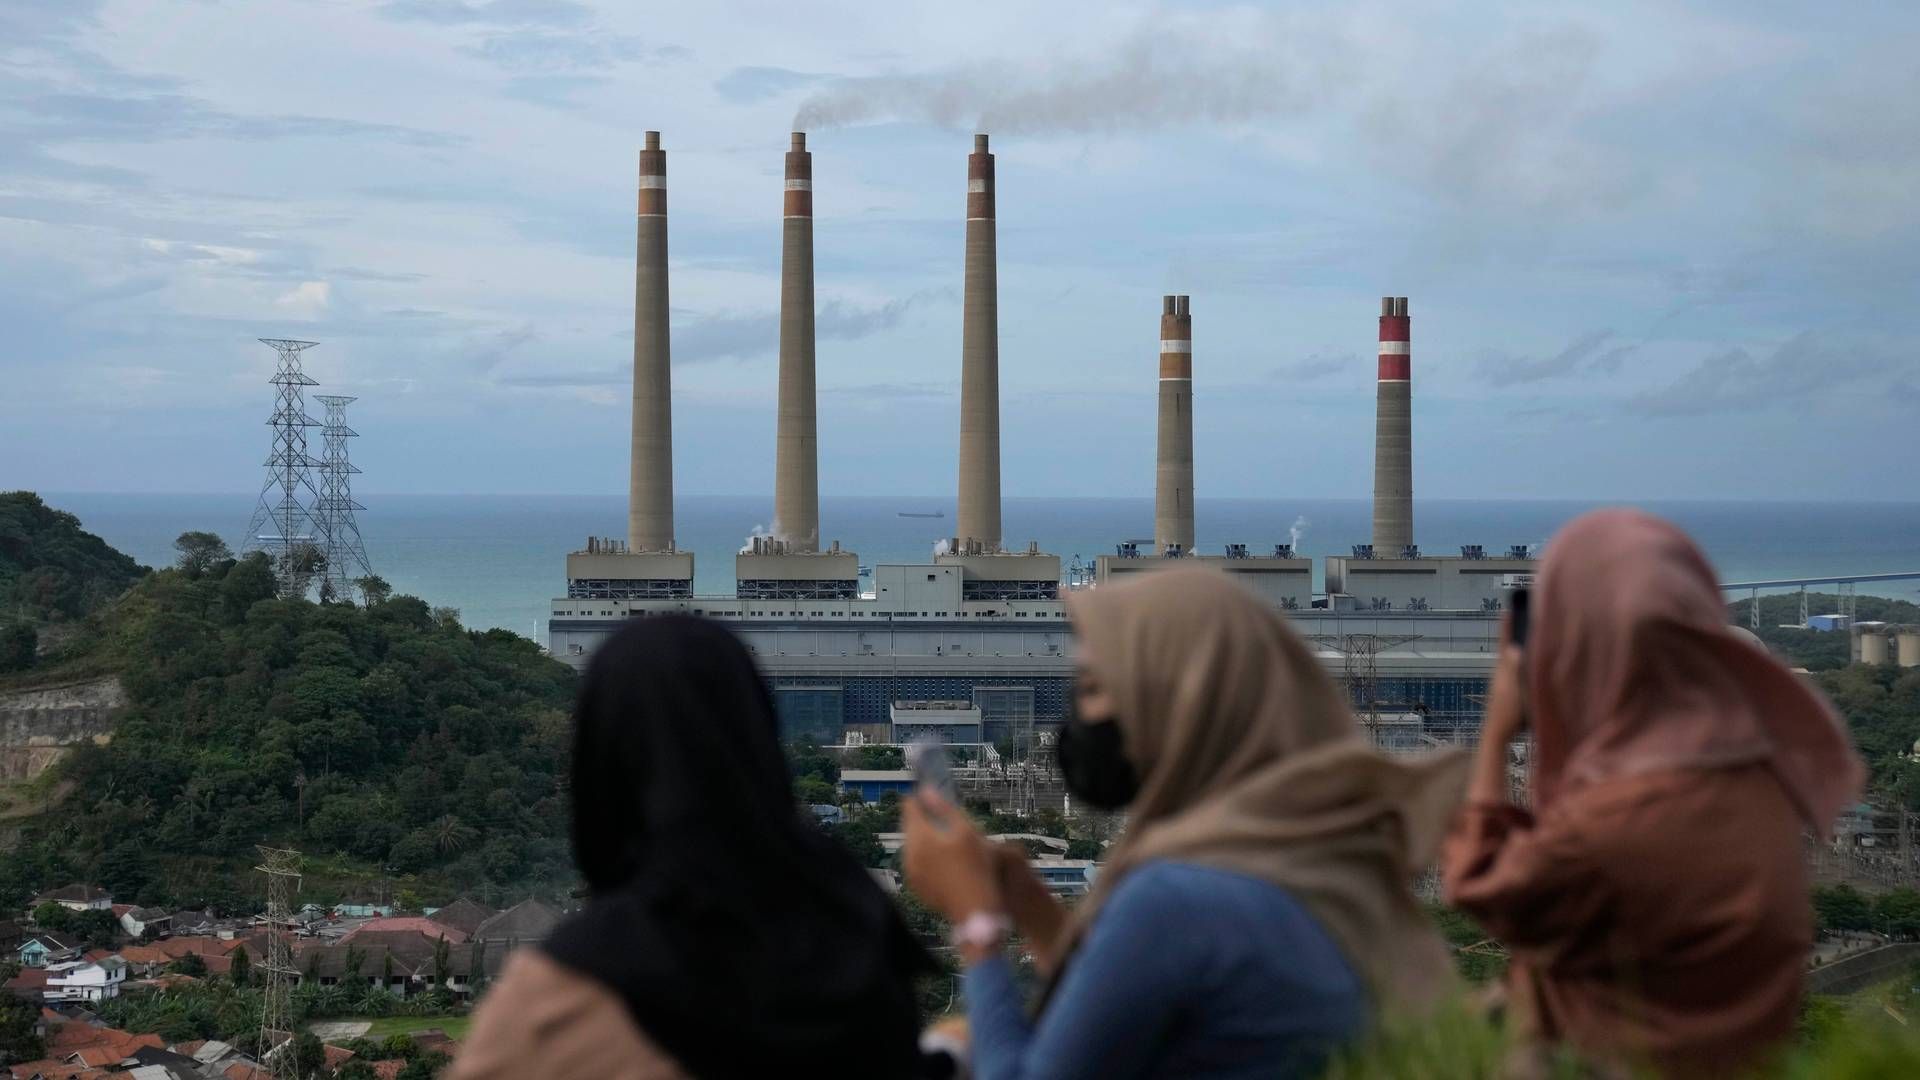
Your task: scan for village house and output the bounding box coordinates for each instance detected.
[29,885,112,914]
[17,934,80,969]
[44,957,127,1003]
[117,907,172,940]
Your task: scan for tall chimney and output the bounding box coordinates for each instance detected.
[1372,296,1412,553]
[628,131,674,552]
[774,132,819,551]
[957,133,1001,551]
[1155,295,1194,555]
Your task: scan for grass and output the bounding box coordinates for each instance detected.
[1324,991,1920,1079]
[361,1014,472,1040]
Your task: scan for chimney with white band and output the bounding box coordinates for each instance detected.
[1372,296,1412,553]
[1155,295,1194,555]
[774,132,819,551]
[957,133,1001,551]
[628,131,675,552]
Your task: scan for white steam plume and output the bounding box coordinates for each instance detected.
[1289,516,1309,551]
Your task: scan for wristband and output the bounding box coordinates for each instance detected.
[949,911,1011,952]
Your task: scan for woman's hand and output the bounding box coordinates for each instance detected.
[902,790,1003,926]
[991,842,1072,975]
[1469,645,1527,805]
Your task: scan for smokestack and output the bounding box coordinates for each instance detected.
[1372,296,1412,553]
[774,132,819,551]
[957,133,1001,551]
[1155,295,1194,555]
[628,131,675,552]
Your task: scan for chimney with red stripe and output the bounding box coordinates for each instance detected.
[1372,296,1412,554]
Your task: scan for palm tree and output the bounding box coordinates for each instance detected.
[429,815,477,854]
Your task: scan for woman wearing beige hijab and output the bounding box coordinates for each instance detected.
[905,566,1468,1079]
[1443,508,1864,1076]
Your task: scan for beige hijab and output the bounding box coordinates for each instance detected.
[1060,566,1469,1009]
[1530,508,1863,833]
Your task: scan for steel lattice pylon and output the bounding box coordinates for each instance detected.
[244,339,324,597]
[312,395,374,602]
[255,845,303,1078]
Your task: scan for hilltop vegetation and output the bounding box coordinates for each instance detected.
[0,492,149,673]
[0,505,579,909]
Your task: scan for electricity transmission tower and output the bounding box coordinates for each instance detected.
[1307,631,1421,742]
[256,845,303,1078]
[244,339,324,597]
[312,395,373,602]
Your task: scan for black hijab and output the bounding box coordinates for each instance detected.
[544,615,932,1078]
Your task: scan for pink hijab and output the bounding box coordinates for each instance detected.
[1528,509,1862,834]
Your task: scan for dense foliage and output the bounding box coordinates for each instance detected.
[0,533,579,908]
[0,492,147,622]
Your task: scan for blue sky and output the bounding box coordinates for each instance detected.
[2,0,1916,500]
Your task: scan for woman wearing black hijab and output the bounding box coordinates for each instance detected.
[454,616,932,1079]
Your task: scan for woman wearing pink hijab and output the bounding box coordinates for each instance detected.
[1443,508,1864,1076]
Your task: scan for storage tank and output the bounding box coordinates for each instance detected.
[1898,629,1920,669]
[1859,629,1890,666]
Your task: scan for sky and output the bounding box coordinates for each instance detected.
[2,0,1917,501]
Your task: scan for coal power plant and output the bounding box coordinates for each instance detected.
[549,131,1537,756]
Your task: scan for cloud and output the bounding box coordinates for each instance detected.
[1475,330,1637,387]
[715,66,832,105]
[1268,353,1351,382]
[9,91,462,148]
[377,0,592,27]
[273,281,332,319]
[1629,333,1905,416]
[460,31,683,72]
[501,75,609,111]
[497,294,930,389]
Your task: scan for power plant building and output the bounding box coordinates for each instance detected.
[549,132,1533,746]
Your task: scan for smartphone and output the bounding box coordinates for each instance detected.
[1509,587,1531,648]
[907,739,956,800]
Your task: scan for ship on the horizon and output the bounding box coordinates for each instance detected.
[898,510,946,519]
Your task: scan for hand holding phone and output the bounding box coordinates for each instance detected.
[1508,587,1531,648]
[908,739,956,802]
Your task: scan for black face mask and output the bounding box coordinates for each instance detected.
[1055,707,1140,810]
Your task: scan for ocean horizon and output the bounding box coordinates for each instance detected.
[36,492,1920,636]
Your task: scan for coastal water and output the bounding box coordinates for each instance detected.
[40,493,1920,635]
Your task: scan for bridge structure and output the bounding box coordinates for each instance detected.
[1716,571,1920,629]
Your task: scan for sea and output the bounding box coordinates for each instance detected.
[38,493,1920,636]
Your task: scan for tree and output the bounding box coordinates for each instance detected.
[1813,883,1874,934]
[397,1053,449,1080]
[336,1062,379,1080]
[831,822,887,868]
[432,934,451,991]
[290,1029,326,1078]
[172,531,232,578]
[229,945,251,987]
[169,952,207,977]
[429,815,478,855]
[0,992,45,1064]
[356,575,393,606]
[31,901,72,932]
[0,621,34,673]
[1877,888,1920,940]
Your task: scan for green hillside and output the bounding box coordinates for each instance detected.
[0,498,579,910]
[0,491,148,621]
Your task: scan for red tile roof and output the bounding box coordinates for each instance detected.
[372,1062,406,1080]
[7,1057,110,1079]
[341,917,467,944]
